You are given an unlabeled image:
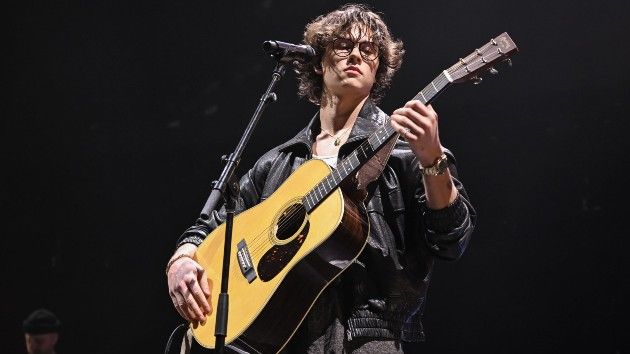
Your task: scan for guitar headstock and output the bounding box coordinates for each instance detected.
[447,32,518,84]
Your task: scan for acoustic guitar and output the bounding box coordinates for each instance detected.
[191,32,517,353]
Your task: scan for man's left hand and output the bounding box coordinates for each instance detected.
[390,100,443,166]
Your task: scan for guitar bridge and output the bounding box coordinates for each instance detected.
[237,239,257,283]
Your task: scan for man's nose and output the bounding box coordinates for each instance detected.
[348,45,362,62]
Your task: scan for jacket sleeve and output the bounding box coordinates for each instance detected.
[417,149,477,261]
[174,150,275,248]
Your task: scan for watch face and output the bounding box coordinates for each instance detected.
[437,157,448,172]
[421,154,448,176]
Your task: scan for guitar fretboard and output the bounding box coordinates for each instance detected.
[302,70,453,213]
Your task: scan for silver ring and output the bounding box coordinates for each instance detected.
[402,127,411,136]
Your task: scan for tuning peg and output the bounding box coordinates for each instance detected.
[472,76,483,85]
[489,67,499,75]
[506,58,513,67]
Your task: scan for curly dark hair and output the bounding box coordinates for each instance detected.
[296,4,405,104]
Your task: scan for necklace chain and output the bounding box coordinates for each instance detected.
[321,127,351,146]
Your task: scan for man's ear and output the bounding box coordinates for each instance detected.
[313,62,323,75]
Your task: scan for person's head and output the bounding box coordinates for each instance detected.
[296,4,404,105]
[23,309,60,354]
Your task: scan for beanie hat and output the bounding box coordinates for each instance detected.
[22,308,61,334]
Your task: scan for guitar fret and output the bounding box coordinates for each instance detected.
[422,88,432,101]
[346,152,357,171]
[437,76,447,88]
[379,126,388,139]
[371,133,378,143]
[361,145,369,159]
[323,180,331,194]
[304,194,312,210]
[375,132,383,144]
[351,153,360,167]
[386,124,396,135]
[358,146,365,160]
[366,136,375,149]
[413,74,451,107]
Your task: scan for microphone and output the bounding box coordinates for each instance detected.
[262,40,316,60]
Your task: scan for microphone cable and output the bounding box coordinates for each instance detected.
[164,323,188,354]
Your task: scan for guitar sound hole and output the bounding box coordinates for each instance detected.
[275,203,306,240]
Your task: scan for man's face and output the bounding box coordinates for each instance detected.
[25,333,58,354]
[321,26,380,100]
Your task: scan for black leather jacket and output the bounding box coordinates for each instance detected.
[177,99,476,343]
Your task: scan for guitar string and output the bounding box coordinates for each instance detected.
[242,196,316,257]
[246,199,314,256]
[227,205,311,276]
[234,199,336,276]
[248,203,315,256]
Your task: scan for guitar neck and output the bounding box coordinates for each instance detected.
[303,70,453,213]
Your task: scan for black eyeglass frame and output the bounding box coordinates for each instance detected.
[330,38,380,62]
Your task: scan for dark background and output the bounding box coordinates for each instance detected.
[4,1,629,353]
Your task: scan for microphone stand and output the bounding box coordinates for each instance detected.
[196,50,302,354]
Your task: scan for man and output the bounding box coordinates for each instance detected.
[167,4,476,353]
[23,308,61,354]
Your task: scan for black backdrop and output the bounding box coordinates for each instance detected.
[4,1,629,353]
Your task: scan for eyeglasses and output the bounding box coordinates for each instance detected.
[331,38,379,61]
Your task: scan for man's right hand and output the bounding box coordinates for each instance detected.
[167,244,212,325]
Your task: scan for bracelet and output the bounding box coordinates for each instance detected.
[165,253,193,275]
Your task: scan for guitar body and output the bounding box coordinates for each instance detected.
[192,159,370,353]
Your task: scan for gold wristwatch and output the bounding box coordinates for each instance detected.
[420,153,448,176]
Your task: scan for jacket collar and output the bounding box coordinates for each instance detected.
[277,98,389,154]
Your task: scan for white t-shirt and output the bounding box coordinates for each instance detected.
[312,154,337,168]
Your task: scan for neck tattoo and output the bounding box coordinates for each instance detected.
[321,127,351,146]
